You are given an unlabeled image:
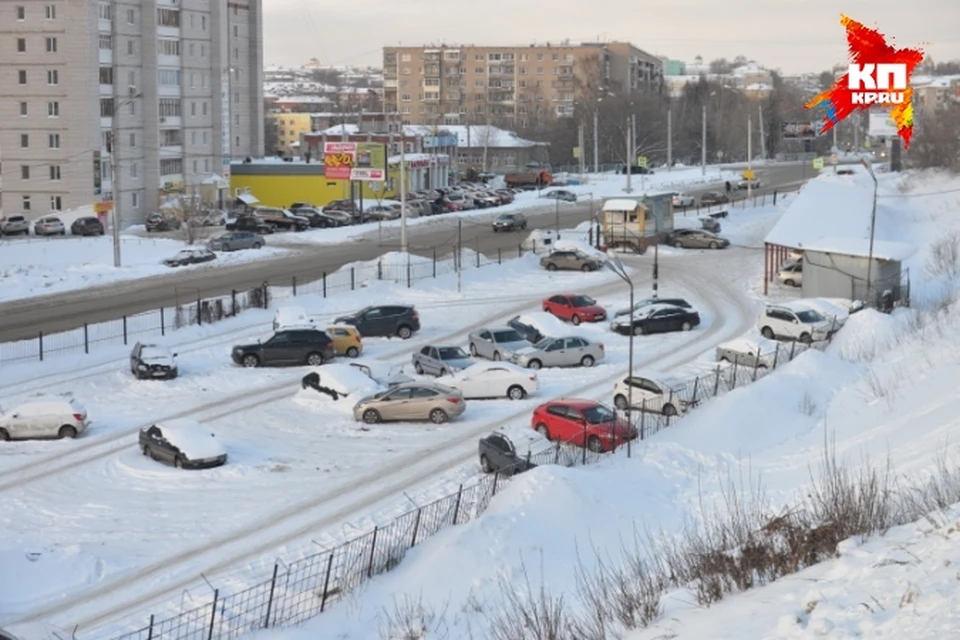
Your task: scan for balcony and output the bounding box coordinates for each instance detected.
[158,115,182,127]
[424,52,441,62]
[383,79,397,88]
[423,92,440,102]
[424,65,440,77]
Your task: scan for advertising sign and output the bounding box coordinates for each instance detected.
[323,142,387,181]
[812,157,824,170]
[868,112,900,137]
[781,122,821,139]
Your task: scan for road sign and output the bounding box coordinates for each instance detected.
[830,152,839,165]
[812,157,825,170]
[636,155,648,168]
[94,201,113,213]
[573,146,580,159]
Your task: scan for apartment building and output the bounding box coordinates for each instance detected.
[0,0,264,225]
[382,41,662,127]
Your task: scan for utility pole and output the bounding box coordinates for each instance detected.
[758,103,765,160]
[457,219,462,294]
[578,123,585,181]
[593,108,599,173]
[701,104,707,176]
[110,0,121,267]
[400,140,407,253]
[747,115,753,200]
[666,108,672,170]
[853,111,860,151]
[624,118,632,193]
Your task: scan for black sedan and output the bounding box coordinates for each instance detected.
[614,297,692,317]
[140,421,227,469]
[163,247,217,267]
[610,305,701,336]
[492,213,527,232]
[479,432,539,476]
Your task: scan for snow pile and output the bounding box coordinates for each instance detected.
[512,312,570,339]
[827,307,902,362]
[0,546,105,614]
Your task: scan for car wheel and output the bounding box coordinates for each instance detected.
[581,263,593,272]
[58,425,77,439]
[571,315,581,326]
[760,326,775,339]
[60,230,65,235]
[252,243,261,249]
[784,279,795,287]
[306,352,324,366]
[429,408,449,424]
[362,409,382,424]
[614,394,629,410]
[0,428,9,441]
[586,436,603,453]
[174,456,184,469]
[719,357,730,363]
[507,385,526,400]
[221,244,231,251]
[480,454,493,473]
[662,404,678,417]
[580,355,595,367]
[799,333,812,345]
[493,351,501,361]
[470,343,478,356]
[536,423,550,440]
[709,241,719,249]
[681,321,692,331]
[633,324,647,336]
[757,364,769,370]
[674,241,683,248]
[545,263,557,271]
[414,362,424,374]
[397,325,413,339]
[346,346,359,358]
[439,369,448,377]
[527,359,542,370]
[241,354,259,368]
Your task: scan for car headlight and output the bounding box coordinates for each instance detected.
[138,364,147,370]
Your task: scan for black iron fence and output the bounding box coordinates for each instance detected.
[82,317,844,640]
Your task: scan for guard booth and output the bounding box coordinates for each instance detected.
[601,194,674,254]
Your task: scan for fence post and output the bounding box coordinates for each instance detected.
[752,357,760,381]
[691,376,699,406]
[518,242,522,258]
[452,484,464,525]
[532,239,536,253]
[122,316,128,345]
[410,508,422,548]
[38,331,43,362]
[433,248,437,278]
[231,290,237,316]
[731,360,738,388]
[377,258,383,280]
[351,267,356,290]
[492,471,500,496]
[322,272,327,297]
[263,563,279,628]
[554,442,560,464]
[773,190,778,205]
[773,343,780,369]
[789,340,796,360]
[407,259,412,288]
[146,615,155,640]
[197,295,202,326]
[640,400,646,440]
[292,275,297,296]
[366,526,379,578]
[320,552,334,612]
[713,366,721,396]
[160,307,165,335]
[84,324,89,354]
[207,589,219,640]
[498,248,502,264]
[475,250,480,268]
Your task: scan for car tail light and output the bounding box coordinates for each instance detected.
[599,344,605,350]
[411,313,419,320]
[446,397,461,403]
[73,413,84,421]
[529,376,536,381]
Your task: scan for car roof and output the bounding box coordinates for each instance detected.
[626,371,687,388]
[542,398,602,408]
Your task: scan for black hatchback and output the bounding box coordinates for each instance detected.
[231,328,335,367]
[71,216,105,236]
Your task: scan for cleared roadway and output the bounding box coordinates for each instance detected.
[0,164,807,341]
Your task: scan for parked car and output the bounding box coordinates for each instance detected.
[312,208,354,226]
[478,430,553,475]
[412,345,474,376]
[352,382,466,424]
[542,293,607,325]
[468,326,529,360]
[666,229,730,249]
[440,362,538,400]
[130,342,178,379]
[33,215,65,236]
[700,217,721,233]
[189,211,227,227]
[715,335,780,369]
[612,374,689,415]
[405,200,433,218]
[145,212,182,232]
[291,207,342,228]
[508,336,605,369]
[700,191,729,206]
[0,215,30,236]
[507,312,570,344]
[738,178,761,189]
[322,199,360,217]
[71,216,105,236]
[163,247,217,267]
[610,304,700,336]
[225,214,273,234]
[614,297,692,317]
[327,325,363,358]
[541,190,577,202]
[139,420,227,469]
[253,207,309,231]
[333,305,420,339]
[777,261,803,287]
[443,193,475,211]
[530,399,636,452]
[207,231,264,251]
[492,213,527,232]
[0,397,89,441]
[539,249,603,272]
[349,359,414,386]
[756,303,834,343]
[672,193,695,208]
[494,190,515,205]
[231,328,335,367]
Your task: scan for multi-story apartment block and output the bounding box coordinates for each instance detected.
[0,0,264,225]
[381,42,662,127]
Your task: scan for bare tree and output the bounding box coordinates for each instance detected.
[910,103,960,172]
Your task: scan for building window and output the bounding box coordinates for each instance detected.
[100,98,113,117]
[50,196,62,211]
[21,165,30,180]
[192,160,198,173]
[130,162,137,177]
[128,132,137,147]
[160,158,182,175]
[159,98,181,118]
[45,4,55,19]
[128,100,135,115]
[202,131,208,143]
[233,47,238,60]
[45,37,57,52]
[235,135,240,147]
[99,67,113,84]
[127,39,134,55]
[22,195,31,211]
[190,131,196,144]
[160,129,182,146]
[19,102,27,116]
[50,165,61,181]
[17,38,26,53]
[48,133,59,148]
[204,159,209,172]
[233,25,238,37]
[18,70,27,84]
[401,54,411,62]
[200,44,205,58]
[126,8,135,24]
[20,134,29,148]
[189,72,196,88]
[132,192,139,208]
[158,39,180,56]
[201,15,206,30]
[188,42,195,57]
[400,94,411,102]
[401,67,410,75]
[47,69,58,85]
[47,102,59,117]
[156,8,179,26]
[190,101,196,116]
[16,5,25,19]
[158,68,181,86]
[98,2,111,20]
[201,72,207,88]
[99,35,112,50]
[202,101,208,115]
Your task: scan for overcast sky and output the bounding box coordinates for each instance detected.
[263,0,959,75]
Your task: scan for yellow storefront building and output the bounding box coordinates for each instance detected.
[228,159,397,208]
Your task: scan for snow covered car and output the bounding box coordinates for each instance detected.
[506,312,570,344]
[0,398,89,441]
[671,193,695,208]
[162,247,217,267]
[349,359,414,386]
[129,342,179,379]
[715,335,781,369]
[612,373,689,415]
[301,363,382,399]
[439,362,539,400]
[139,420,227,469]
[412,345,474,376]
[792,298,851,329]
[478,430,558,475]
[613,297,692,318]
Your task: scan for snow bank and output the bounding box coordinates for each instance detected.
[827,307,902,362]
[0,545,105,613]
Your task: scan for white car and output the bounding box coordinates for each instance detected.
[33,215,66,236]
[776,261,802,287]
[612,373,688,415]
[757,303,834,343]
[715,335,781,369]
[672,193,695,208]
[439,362,539,400]
[0,398,89,441]
[793,298,851,329]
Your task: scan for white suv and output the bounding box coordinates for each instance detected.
[612,373,689,416]
[757,303,833,344]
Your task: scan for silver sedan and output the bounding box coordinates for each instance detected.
[468,327,530,361]
[508,336,604,369]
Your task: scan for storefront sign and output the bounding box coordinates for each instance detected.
[323,142,387,181]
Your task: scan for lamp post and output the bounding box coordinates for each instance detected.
[861,158,879,304]
[701,104,707,176]
[606,253,634,456]
[109,92,143,268]
[593,106,600,173]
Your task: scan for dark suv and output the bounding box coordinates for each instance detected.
[333,305,420,339]
[71,216,105,236]
[145,212,182,232]
[231,329,335,367]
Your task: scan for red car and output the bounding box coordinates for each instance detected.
[530,398,637,452]
[542,293,607,325]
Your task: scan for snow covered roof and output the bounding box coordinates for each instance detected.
[317,124,360,135]
[403,125,545,148]
[387,153,450,164]
[602,198,644,211]
[802,236,917,262]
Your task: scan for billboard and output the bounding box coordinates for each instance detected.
[868,112,899,137]
[781,122,821,139]
[323,142,386,181]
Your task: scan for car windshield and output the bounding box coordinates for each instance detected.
[141,347,169,359]
[582,405,616,424]
[795,309,824,323]
[532,337,553,350]
[570,295,596,307]
[497,215,514,221]
[438,347,468,359]
[493,329,523,343]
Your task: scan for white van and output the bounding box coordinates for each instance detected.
[0,398,89,440]
[273,306,315,331]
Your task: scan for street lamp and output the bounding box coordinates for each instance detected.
[605,252,635,455]
[861,158,879,304]
[109,91,143,268]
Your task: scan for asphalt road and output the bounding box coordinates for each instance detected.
[0,164,808,341]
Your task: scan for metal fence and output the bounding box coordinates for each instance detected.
[85,318,841,640]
